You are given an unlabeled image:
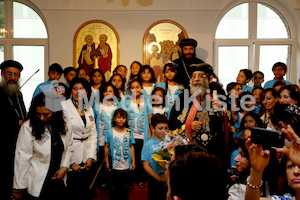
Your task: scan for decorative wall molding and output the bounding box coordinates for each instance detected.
[31,0,231,11]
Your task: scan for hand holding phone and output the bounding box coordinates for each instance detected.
[251,127,285,149]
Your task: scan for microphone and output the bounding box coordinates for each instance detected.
[18,69,40,92]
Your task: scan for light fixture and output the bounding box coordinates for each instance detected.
[0,28,7,35]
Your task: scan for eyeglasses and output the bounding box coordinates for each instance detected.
[192,74,207,79]
[5,71,20,77]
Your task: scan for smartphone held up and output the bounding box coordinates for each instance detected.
[250,127,285,149]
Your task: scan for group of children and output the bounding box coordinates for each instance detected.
[30,61,183,200]
[29,59,299,200]
[224,62,300,195]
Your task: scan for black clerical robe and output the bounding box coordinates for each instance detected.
[173,57,204,89]
[0,88,26,199]
[169,92,229,163]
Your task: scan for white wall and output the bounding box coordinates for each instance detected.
[29,0,300,82]
[44,10,218,67]
[284,0,300,85]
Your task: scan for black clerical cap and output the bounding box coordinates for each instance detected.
[190,63,213,76]
[179,38,198,48]
[0,60,23,71]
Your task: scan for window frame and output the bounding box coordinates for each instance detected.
[1,0,49,80]
[214,0,297,84]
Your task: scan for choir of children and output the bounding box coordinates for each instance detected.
[12,60,300,200]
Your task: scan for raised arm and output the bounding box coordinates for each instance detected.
[245,139,271,200]
[277,125,300,167]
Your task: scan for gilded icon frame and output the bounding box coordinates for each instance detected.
[143,20,188,67]
[73,20,119,78]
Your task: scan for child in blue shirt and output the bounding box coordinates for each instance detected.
[104,108,135,200]
[252,71,264,87]
[156,63,183,114]
[93,82,120,190]
[63,66,77,88]
[142,113,168,200]
[139,65,156,100]
[264,62,292,89]
[32,63,63,98]
[252,85,263,114]
[94,82,120,151]
[121,77,151,189]
[236,69,253,92]
[148,87,169,137]
[230,112,262,168]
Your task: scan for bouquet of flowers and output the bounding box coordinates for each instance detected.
[152,133,190,167]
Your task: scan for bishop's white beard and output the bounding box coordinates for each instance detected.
[0,76,20,96]
[189,78,209,98]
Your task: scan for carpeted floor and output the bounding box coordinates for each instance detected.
[92,182,149,200]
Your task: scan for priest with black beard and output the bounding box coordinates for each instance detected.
[169,63,229,163]
[173,38,204,89]
[0,60,26,200]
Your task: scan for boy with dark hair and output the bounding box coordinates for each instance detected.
[264,62,292,89]
[167,151,226,200]
[252,85,263,114]
[236,69,253,92]
[226,82,242,96]
[63,66,77,88]
[252,71,264,87]
[141,114,168,200]
[226,82,242,111]
[32,63,63,98]
[272,80,286,92]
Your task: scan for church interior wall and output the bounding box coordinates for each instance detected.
[28,0,300,83]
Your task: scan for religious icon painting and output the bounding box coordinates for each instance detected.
[73,20,120,80]
[143,20,188,81]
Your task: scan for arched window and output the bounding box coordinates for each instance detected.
[214,1,297,88]
[0,0,48,109]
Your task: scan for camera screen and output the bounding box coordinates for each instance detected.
[251,127,285,149]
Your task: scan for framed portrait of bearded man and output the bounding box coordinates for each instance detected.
[74,20,119,81]
[143,20,188,82]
